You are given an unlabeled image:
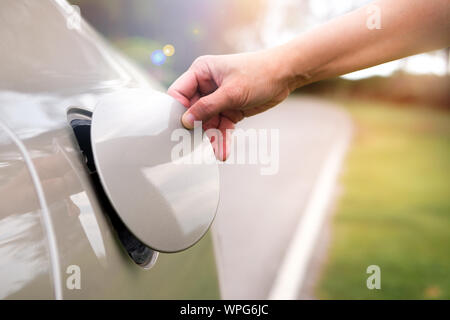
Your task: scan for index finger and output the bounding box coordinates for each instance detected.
[167,70,199,107]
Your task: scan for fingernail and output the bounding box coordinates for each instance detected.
[182,112,195,129]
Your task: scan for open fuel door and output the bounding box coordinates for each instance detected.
[69,89,220,258]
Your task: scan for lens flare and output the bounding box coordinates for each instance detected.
[163,44,175,57]
[151,50,166,66]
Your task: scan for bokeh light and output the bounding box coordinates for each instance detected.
[151,49,166,65]
[163,44,175,57]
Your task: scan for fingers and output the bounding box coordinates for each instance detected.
[168,56,217,107]
[221,109,245,124]
[181,86,233,129]
[205,116,235,161]
[202,116,220,132]
[167,70,198,107]
[217,116,234,161]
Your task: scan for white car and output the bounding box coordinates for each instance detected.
[0,0,220,299]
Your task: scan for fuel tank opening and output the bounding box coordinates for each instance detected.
[68,108,158,269]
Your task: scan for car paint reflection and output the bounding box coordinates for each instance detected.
[0,128,53,299]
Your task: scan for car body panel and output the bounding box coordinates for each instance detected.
[0,126,54,299]
[0,0,219,299]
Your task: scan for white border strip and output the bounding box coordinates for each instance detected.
[268,128,351,300]
[0,121,63,300]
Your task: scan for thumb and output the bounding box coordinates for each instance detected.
[181,87,236,129]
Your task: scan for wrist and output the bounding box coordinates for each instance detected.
[266,43,316,93]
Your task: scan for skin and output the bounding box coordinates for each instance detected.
[168,0,450,160]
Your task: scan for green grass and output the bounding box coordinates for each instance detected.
[317,99,450,299]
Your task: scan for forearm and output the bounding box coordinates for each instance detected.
[171,0,448,147]
[275,0,450,91]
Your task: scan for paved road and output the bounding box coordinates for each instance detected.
[211,95,352,299]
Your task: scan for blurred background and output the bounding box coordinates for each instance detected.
[70,0,449,108]
[70,0,449,299]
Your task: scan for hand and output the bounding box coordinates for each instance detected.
[168,0,450,161]
[168,50,293,160]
